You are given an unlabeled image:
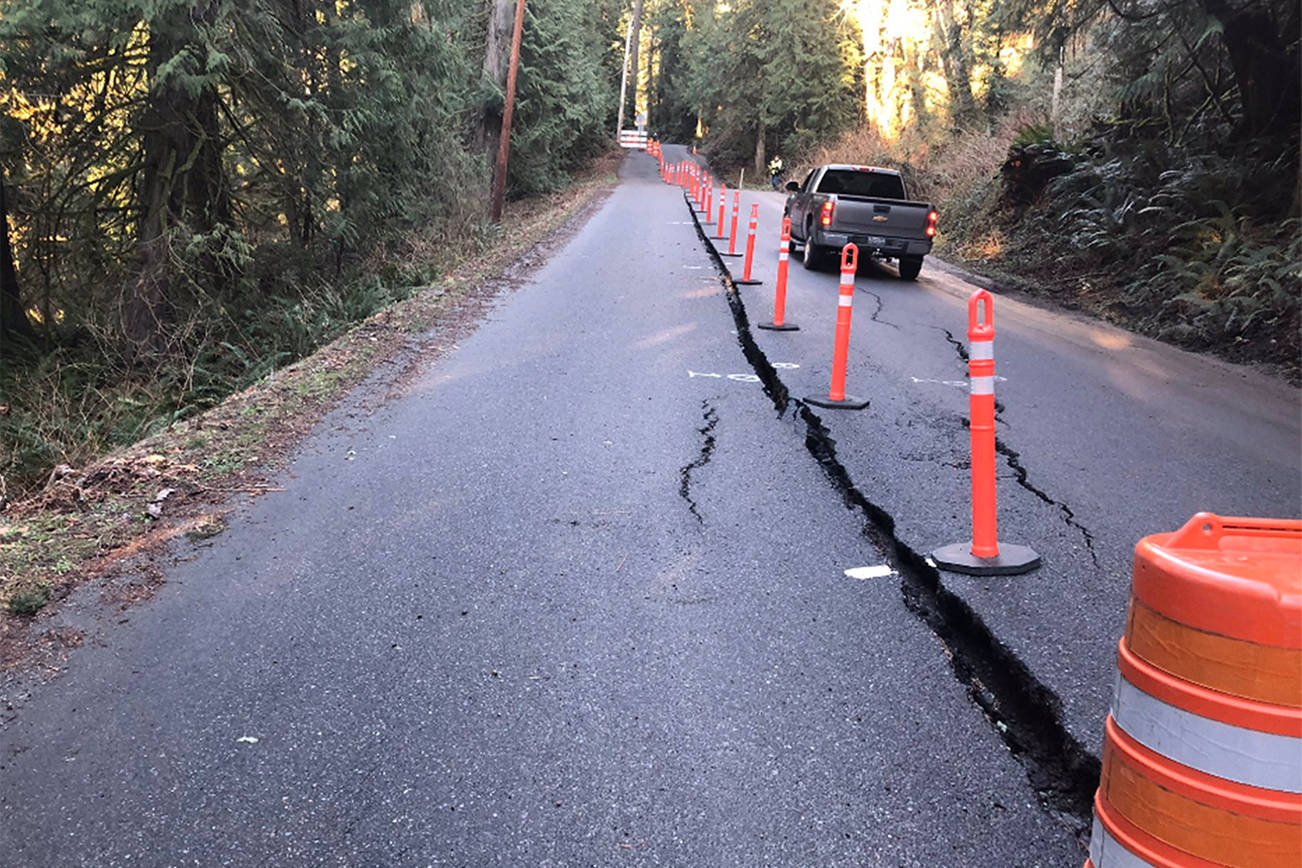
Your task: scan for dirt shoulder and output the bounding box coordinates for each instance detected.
[0,154,621,673]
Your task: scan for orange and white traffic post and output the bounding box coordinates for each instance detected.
[932,289,1040,575]
[758,217,798,331]
[704,181,713,221]
[1084,513,1301,868]
[715,184,728,239]
[724,190,742,257]
[735,202,763,285]
[805,244,868,410]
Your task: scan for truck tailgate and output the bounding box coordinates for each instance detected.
[832,196,931,236]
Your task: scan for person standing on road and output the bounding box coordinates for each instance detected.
[768,155,784,190]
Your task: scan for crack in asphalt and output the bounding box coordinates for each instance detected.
[858,289,901,329]
[994,437,1101,569]
[678,401,719,524]
[938,327,970,362]
[685,200,1099,848]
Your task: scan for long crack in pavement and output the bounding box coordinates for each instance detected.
[679,401,719,524]
[687,200,1101,848]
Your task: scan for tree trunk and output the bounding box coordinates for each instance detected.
[627,0,645,124]
[0,180,34,352]
[1199,0,1300,139]
[753,124,765,176]
[478,0,516,152]
[932,0,977,124]
[123,3,228,354]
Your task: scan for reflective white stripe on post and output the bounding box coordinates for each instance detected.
[969,376,995,395]
[778,252,789,261]
[1111,674,1302,793]
[837,295,853,307]
[1089,815,1154,868]
[970,340,994,361]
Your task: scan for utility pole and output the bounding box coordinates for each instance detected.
[615,15,633,138]
[491,0,527,224]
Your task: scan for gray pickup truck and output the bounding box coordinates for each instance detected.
[784,164,936,279]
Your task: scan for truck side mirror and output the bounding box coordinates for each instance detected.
[785,181,800,192]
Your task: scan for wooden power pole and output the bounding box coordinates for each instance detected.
[491,0,527,224]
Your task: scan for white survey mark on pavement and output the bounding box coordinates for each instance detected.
[687,363,798,381]
[911,376,1007,389]
[687,371,760,382]
[236,736,260,744]
[845,565,895,580]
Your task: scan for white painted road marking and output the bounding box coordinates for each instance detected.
[910,376,1007,389]
[687,365,798,382]
[845,565,895,580]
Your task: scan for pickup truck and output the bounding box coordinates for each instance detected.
[784,164,937,280]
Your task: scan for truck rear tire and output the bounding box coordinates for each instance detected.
[898,256,923,280]
[802,224,822,271]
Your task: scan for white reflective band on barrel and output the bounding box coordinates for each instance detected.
[969,340,994,360]
[838,295,854,307]
[1089,815,1155,868]
[969,376,995,395]
[1112,674,1302,793]
[778,251,789,261]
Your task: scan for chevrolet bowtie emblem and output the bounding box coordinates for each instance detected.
[873,215,888,222]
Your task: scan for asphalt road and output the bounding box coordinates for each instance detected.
[684,147,1301,759]
[0,153,1087,864]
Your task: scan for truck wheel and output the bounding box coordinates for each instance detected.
[898,256,923,280]
[801,223,822,270]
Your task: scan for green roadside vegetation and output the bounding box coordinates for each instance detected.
[0,157,618,626]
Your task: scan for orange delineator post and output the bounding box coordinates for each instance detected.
[735,202,762,285]
[932,289,1040,576]
[804,244,868,410]
[727,191,740,255]
[1084,514,1302,868]
[758,217,798,331]
[704,182,713,220]
[969,298,998,559]
[715,184,727,238]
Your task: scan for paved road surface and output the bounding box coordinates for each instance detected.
[0,154,1085,864]
[684,147,1300,759]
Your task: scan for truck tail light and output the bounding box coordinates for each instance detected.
[820,200,835,227]
[926,210,938,237]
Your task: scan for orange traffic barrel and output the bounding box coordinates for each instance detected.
[1086,513,1301,868]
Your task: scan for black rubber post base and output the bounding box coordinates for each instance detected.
[757,321,799,331]
[718,251,743,258]
[931,542,1042,576]
[734,278,763,285]
[805,394,870,410]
